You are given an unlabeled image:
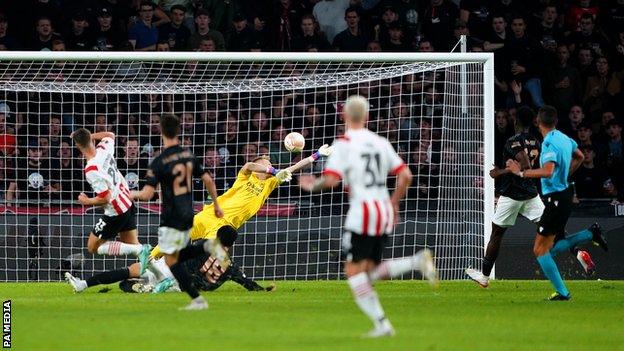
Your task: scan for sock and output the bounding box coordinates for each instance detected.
[369,252,423,282]
[550,230,592,257]
[170,262,200,299]
[86,268,130,287]
[482,257,495,277]
[148,257,174,281]
[97,241,142,256]
[536,253,570,296]
[348,272,386,328]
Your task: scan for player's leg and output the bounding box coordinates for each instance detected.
[343,232,394,337]
[90,213,144,257]
[368,248,436,285]
[551,223,608,256]
[534,233,570,299]
[118,208,151,273]
[65,264,139,293]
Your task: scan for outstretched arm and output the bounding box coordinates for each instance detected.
[90,132,115,141]
[285,144,333,174]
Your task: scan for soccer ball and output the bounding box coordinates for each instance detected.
[284,132,305,153]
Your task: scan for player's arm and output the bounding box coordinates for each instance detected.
[131,184,156,201]
[569,148,584,175]
[506,160,555,179]
[201,172,223,217]
[240,162,292,183]
[390,166,413,206]
[285,144,333,174]
[90,132,115,141]
[78,191,111,206]
[300,173,342,193]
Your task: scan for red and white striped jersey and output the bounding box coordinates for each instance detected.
[84,137,133,216]
[323,128,407,236]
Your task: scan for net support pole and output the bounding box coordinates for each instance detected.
[483,54,496,278]
[460,35,467,115]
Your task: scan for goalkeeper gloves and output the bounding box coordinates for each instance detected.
[309,144,333,161]
[275,169,292,183]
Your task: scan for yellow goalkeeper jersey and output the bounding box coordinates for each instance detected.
[150,170,280,258]
[190,169,280,240]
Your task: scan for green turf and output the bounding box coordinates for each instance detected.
[3,280,624,351]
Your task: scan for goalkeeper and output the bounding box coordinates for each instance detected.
[132,145,333,292]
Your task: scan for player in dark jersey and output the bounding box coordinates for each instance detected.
[466,106,596,287]
[131,114,225,310]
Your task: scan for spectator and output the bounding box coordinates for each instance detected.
[227,12,259,51]
[247,110,271,142]
[483,14,506,52]
[156,40,170,51]
[54,140,82,200]
[576,121,606,163]
[421,0,458,51]
[268,124,291,165]
[503,15,545,108]
[64,12,93,50]
[374,5,400,47]
[382,21,410,52]
[197,37,216,51]
[0,13,19,50]
[47,115,62,149]
[567,13,610,57]
[158,4,191,51]
[452,19,480,49]
[16,139,60,202]
[584,56,623,121]
[544,45,582,115]
[51,39,66,51]
[189,9,225,51]
[565,0,599,32]
[313,0,349,43]
[533,5,563,54]
[417,38,434,52]
[459,0,490,41]
[613,29,624,71]
[118,138,148,191]
[560,105,586,138]
[604,119,624,202]
[0,106,16,156]
[572,145,613,198]
[93,7,126,51]
[494,109,513,166]
[30,17,62,51]
[366,40,381,51]
[271,0,304,51]
[239,142,259,164]
[199,148,236,195]
[128,1,159,51]
[0,152,16,201]
[193,0,238,33]
[576,46,595,89]
[292,14,330,52]
[332,7,368,52]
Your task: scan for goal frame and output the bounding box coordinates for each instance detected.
[0,51,495,278]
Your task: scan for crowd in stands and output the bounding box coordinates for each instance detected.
[0,0,623,205]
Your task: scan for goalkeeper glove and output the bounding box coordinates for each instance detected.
[275,169,292,183]
[309,144,334,161]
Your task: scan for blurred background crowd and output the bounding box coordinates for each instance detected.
[0,0,623,205]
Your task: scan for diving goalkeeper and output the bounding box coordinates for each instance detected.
[140,145,333,292]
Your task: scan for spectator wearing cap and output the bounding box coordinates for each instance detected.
[227,12,260,51]
[64,12,94,50]
[93,7,126,51]
[584,56,623,122]
[313,0,350,43]
[292,14,330,52]
[544,45,582,116]
[572,145,614,199]
[332,7,369,52]
[0,13,20,50]
[128,1,159,51]
[452,19,481,50]
[189,9,225,51]
[421,0,458,51]
[30,16,63,51]
[382,21,410,51]
[158,4,191,51]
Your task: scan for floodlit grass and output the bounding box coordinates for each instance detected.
[3,280,624,351]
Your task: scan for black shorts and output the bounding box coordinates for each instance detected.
[342,232,388,264]
[537,187,573,237]
[92,205,137,240]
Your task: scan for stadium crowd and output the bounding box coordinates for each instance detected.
[0,0,623,205]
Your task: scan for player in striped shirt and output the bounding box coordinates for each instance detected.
[65,130,150,291]
[299,95,437,338]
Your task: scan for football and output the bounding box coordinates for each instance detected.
[284,132,305,153]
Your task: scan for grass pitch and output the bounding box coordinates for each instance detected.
[4,280,624,351]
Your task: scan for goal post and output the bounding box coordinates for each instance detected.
[0,51,494,281]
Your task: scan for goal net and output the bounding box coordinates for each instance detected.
[0,52,493,282]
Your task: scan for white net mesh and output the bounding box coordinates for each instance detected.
[0,53,491,281]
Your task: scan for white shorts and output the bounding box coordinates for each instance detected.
[157,226,190,254]
[492,195,544,228]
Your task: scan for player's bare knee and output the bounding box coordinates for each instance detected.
[128,263,141,278]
